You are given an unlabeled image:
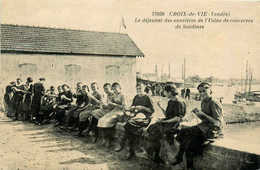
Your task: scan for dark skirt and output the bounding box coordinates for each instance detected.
[54,104,71,122]
[176,126,206,158]
[147,122,180,145]
[124,118,150,136]
[66,106,82,125]
[4,93,11,106]
[11,93,24,116]
[31,96,42,116]
[79,105,96,122]
[22,95,32,113]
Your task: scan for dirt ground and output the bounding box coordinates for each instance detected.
[1,96,259,170]
[0,111,180,170]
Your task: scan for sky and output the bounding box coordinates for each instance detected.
[1,0,260,79]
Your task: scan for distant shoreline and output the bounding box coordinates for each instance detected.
[151,96,260,124]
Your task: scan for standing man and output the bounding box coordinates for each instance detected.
[185,87,191,100]
[181,88,185,98]
[144,83,150,94]
[151,83,156,96]
[157,84,162,97]
[31,77,45,124]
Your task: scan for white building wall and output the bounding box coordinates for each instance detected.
[0,53,136,99]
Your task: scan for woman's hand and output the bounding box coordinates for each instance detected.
[157,101,162,108]
[108,102,117,106]
[156,118,164,123]
[135,105,143,111]
[12,87,18,92]
[130,106,136,111]
[60,95,65,99]
[97,101,103,105]
[193,108,205,117]
[191,108,198,113]
[53,104,57,109]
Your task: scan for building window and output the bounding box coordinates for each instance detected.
[19,63,37,80]
[106,65,119,82]
[65,64,81,85]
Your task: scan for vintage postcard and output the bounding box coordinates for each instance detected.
[0,0,259,169]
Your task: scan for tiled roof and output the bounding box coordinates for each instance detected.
[1,24,144,57]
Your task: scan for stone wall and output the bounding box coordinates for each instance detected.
[114,123,260,170]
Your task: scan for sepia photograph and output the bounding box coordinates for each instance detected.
[0,0,259,169]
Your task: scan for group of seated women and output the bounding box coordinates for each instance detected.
[3,79,225,169]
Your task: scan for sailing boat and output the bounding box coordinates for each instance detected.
[234,61,260,102]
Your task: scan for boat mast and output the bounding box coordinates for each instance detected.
[245,60,248,94]
[183,58,186,88]
[241,72,243,90]
[248,67,253,93]
[168,63,171,78]
[182,64,184,87]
